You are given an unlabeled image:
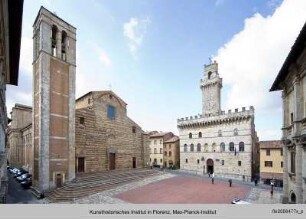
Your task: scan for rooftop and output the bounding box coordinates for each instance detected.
[259,140,282,149]
[164,136,179,143]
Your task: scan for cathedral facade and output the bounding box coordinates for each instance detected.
[177,61,259,181]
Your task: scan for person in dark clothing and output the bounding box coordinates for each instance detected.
[229,179,232,187]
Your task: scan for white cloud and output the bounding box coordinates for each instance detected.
[97,49,112,67]
[123,17,151,59]
[214,0,306,140]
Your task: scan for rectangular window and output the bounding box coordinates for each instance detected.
[291,151,295,173]
[221,160,224,165]
[160,159,162,163]
[238,161,241,166]
[266,149,270,156]
[291,113,294,125]
[80,117,85,124]
[107,105,116,120]
[264,161,273,167]
[164,151,167,156]
[160,140,162,144]
[160,148,162,154]
[132,126,136,133]
[281,161,283,168]
[280,149,283,156]
[169,151,172,157]
[154,140,156,145]
[197,159,200,164]
[185,159,188,163]
[154,148,157,154]
[169,144,171,149]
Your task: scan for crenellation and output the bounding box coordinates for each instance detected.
[177,107,255,125]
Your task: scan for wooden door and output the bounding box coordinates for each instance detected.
[109,153,116,170]
[77,157,85,173]
[56,174,63,188]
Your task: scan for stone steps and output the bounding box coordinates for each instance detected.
[46,169,160,202]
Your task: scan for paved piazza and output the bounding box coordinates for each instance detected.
[66,172,281,204]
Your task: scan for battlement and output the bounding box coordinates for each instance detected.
[177,106,254,126]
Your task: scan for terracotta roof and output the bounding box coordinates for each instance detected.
[164,136,179,143]
[259,140,282,149]
[149,132,172,138]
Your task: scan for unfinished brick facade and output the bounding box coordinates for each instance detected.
[75,91,150,173]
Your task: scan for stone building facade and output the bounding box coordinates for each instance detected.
[7,104,32,168]
[149,132,174,167]
[75,91,150,173]
[270,22,306,204]
[178,61,259,181]
[0,0,23,203]
[22,124,32,174]
[259,140,283,187]
[163,136,180,169]
[32,7,76,192]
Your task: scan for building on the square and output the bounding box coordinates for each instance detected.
[7,104,32,168]
[163,136,180,169]
[32,7,76,192]
[149,132,174,168]
[22,123,32,174]
[74,91,150,173]
[270,22,306,204]
[0,0,23,203]
[177,61,259,181]
[259,140,283,187]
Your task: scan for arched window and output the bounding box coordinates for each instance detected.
[229,142,235,151]
[198,132,202,138]
[51,25,58,56]
[61,31,67,61]
[184,144,188,152]
[190,144,194,152]
[208,71,212,79]
[234,128,238,136]
[197,143,201,152]
[239,142,244,152]
[189,133,192,139]
[218,130,222,137]
[212,143,216,152]
[204,143,208,152]
[220,142,225,152]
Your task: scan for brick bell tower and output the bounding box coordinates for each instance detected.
[200,60,222,116]
[32,7,76,192]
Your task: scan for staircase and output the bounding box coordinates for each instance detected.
[46,169,161,202]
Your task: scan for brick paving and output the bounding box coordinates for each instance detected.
[64,171,282,204]
[115,175,250,204]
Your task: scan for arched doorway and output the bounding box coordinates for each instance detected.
[206,158,214,174]
[290,192,296,204]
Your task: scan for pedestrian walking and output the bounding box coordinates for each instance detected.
[254,178,258,186]
[228,179,232,187]
[208,172,211,178]
[211,172,214,184]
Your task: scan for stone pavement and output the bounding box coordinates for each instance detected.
[62,173,175,204]
[246,187,281,204]
[53,171,282,204]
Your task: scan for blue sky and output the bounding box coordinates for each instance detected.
[6,0,306,140]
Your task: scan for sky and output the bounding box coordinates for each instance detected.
[6,0,306,140]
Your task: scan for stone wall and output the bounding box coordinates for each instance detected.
[75,91,149,173]
[178,108,256,181]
